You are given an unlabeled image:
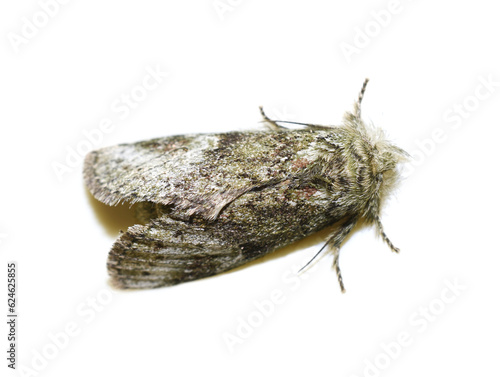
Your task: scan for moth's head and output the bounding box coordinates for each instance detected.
[343,102,409,175]
[372,136,409,192]
[349,115,408,188]
[346,120,409,222]
[342,80,409,220]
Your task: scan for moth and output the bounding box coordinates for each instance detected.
[84,79,408,292]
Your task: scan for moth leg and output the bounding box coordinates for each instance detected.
[375,216,400,253]
[259,106,286,130]
[299,216,358,293]
[327,217,358,293]
[332,247,344,293]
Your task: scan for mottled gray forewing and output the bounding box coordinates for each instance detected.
[107,216,247,289]
[83,131,332,219]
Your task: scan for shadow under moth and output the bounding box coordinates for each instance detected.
[84,79,408,292]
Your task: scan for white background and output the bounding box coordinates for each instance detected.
[1,1,499,376]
